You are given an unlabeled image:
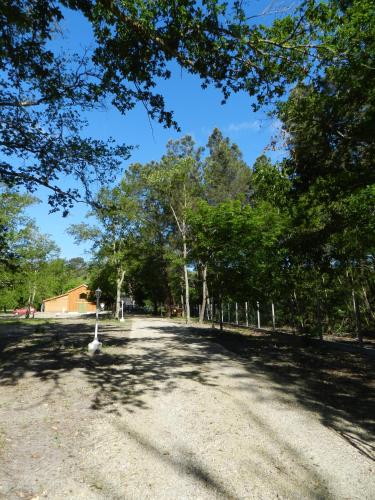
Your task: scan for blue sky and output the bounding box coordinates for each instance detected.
[25,5,286,260]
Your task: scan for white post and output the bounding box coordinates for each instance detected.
[120,300,125,322]
[221,304,224,324]
[235,302,238,325]
[94,294,99,339]
[94,317,99,340]
[257,301,260,329]
[89,288,102,354]
[227,303,230,323]
[245,301,249,327]
[271,302,275,331]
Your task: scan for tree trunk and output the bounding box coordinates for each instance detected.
[317,298,323,341]
[220,300,223,331]
[293,290,304,333]
[211,300,215,329]
[183,238,190,323]
[199,264,208,323]
[115,268,125,320]
[352,289,363,345]
[362,285,375,321]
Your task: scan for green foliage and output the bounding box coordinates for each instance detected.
[1,0,348,210]
[0,188,89,310]
[204,128,251,205]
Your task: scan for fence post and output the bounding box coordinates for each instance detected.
[235,302,239,325]
[245,301,249,327]
[227,303,230,323]
[271,302,276,331]
[257,301,260,328]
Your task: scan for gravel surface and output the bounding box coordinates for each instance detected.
[0,316,374,499]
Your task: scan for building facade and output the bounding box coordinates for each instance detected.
[43,284,97,313]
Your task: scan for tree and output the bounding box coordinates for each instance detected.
[0,187,81,311]
[276,0,375,339]
[69,184,139,318]
[145,137,202,322]
[1,0,341,210]
[197,128,251,321]
[189,198,287,328]
[204,128,251,205]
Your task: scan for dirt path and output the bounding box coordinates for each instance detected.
[0,317,374,499]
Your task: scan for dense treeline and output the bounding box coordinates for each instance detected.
[72,121,373,340]
[0,190,89,310]
[67,0,374,341]
[1,0,374,341]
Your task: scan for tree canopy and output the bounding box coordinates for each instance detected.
[0,0,350,210]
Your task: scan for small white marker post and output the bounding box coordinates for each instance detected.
[257,301,261,329]
[120,299,125,322]
[271,302,276,331]
[88,288,102,354]
[235,302,239,325]
[227,303,230,323]
[245,301,249,327]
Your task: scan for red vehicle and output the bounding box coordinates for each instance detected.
[13,306,36,317]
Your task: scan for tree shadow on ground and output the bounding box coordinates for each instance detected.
[0,318,374,463]
[174,324,375,461]
[0,320,223,415]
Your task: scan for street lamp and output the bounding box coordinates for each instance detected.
[88,288,102,354]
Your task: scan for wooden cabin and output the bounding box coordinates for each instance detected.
[42,284,96,313]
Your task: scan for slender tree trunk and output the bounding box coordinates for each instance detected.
[116,268,125,320]
[293,289,304,332]
[317,298,323,341]
[199,264,208,323]
[220,299,223,331]
[271,302,276,331]
[31,284,37,305]
[362,285,375,321]
[211,300,215,329]
[169,200,190,324]
[352,289,363,345]
[183,239,190,323]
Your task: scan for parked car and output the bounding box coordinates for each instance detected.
[13,306,36,317]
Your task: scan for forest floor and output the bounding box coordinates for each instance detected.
[0,316,374,499]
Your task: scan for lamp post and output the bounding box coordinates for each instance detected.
[88,288,102,354]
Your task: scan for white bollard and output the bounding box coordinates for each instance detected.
[120,300,125,322]
[88,338,102,354]
[88,320,102,353]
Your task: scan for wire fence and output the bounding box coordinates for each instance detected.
[190,300,283,330]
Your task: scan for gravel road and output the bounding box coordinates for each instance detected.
[0,317,374,499]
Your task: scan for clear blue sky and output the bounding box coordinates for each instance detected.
[26,5,286,260]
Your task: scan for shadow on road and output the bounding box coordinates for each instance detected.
[0,317,373,464]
